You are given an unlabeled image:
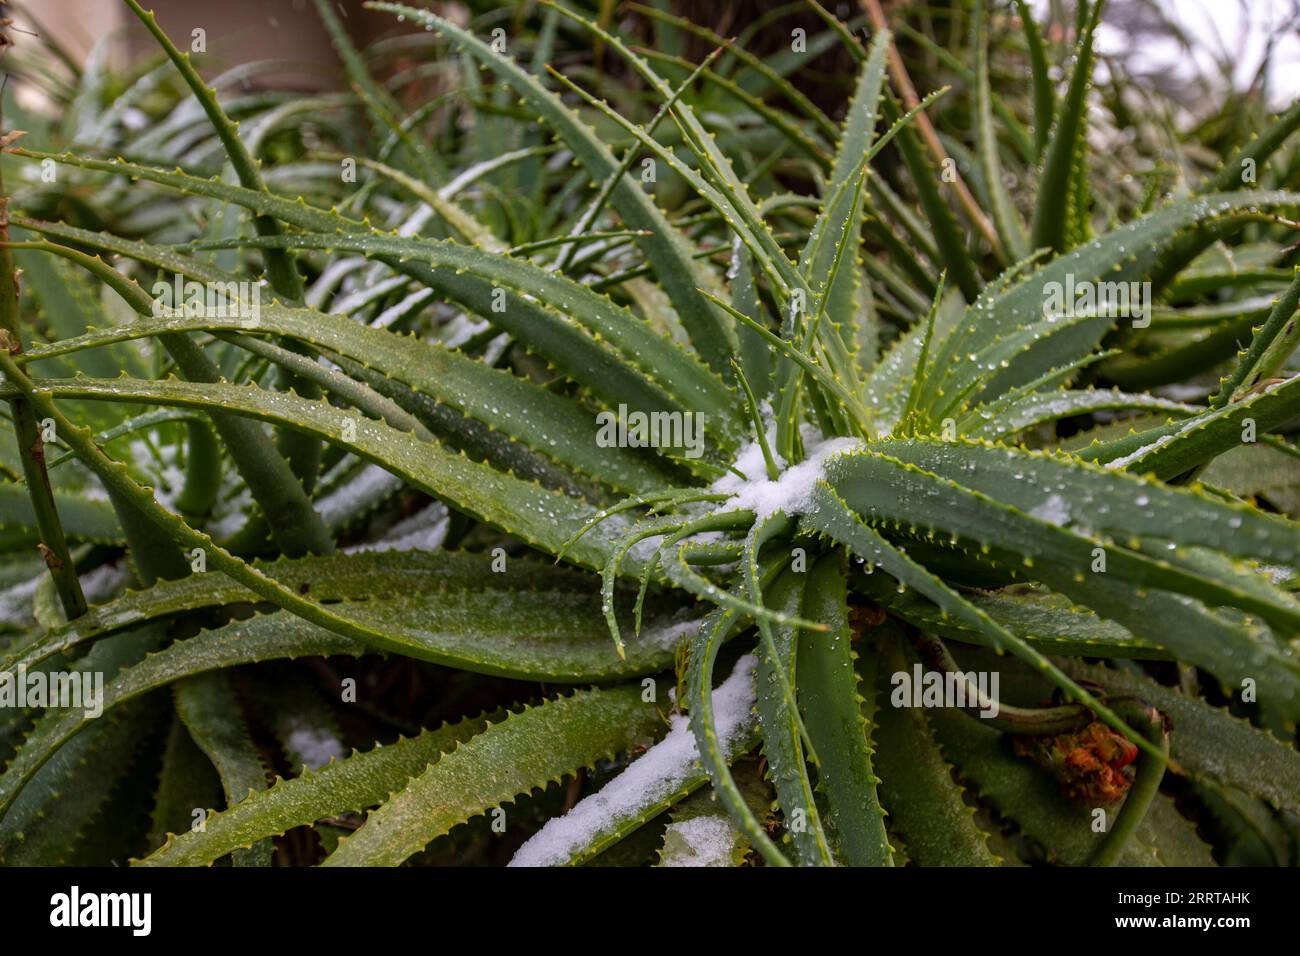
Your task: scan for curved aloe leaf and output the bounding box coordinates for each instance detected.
[1060,660,1300,815]
[20,287,682,495]
[929,191,1300,413]
[366,2,739,374]
[322,684,663,866]
[509,635,764,867]
[752,566,832,866]
[0,610,361,819]
[4,550,688,685]
[139,710,497,866]
[173,672,272,866]
[4,375,642,573]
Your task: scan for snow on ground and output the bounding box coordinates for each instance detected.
[659,815,738,867]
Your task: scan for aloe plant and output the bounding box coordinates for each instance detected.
[0,0,1297,868]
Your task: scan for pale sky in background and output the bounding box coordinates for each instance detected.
[1071,0,1300,109]
[17,2,1300,113]
[1127,0,1297,105]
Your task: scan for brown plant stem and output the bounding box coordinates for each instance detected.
[859,0,1004,260]
[907,628,1093,735]
[0,188,86,619]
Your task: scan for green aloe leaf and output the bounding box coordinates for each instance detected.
[972,2,1028,262]
[1029,0,1102,255]
[4,550,688,684]
[752,567,832,866]
[686,606,787,866]
[140,711,496,867]
[1059,661,1300,815]
[1012,0,1054,159]
[0,483,124,546]
[0,613,356,820]
[798,29,889,372]
[4,375,643,573]
[963,389,1193,441]
[796,555,892,866]
[508,649,763,868]
[321,684,663,866]
[173,672,273,866]
[366,2,739,374]
[799,479,1161,760]
[928,191,1300,414]
[1087,375,1300,479]
[869,630,1000,866]
[20,286,681,495]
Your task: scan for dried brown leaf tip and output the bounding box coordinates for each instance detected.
[37,542,63,570]
[0,18,37,56]
[848,602,886,641]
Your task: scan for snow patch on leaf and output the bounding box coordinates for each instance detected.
[711,433,862,519]
[507,654,758,867]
